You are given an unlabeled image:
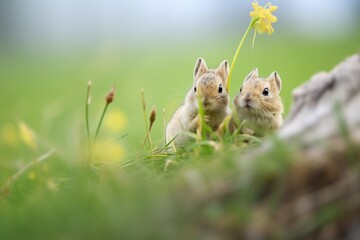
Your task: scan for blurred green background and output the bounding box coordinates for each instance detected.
[1,36,360,150]
[2,43,360,157]
[1,1,359,153]
[0,1,359,152]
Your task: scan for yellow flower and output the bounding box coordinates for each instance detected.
[104,109,128,132]
[18,121,37,150]
[92,140,125,163]
[28,171,37,180]
[1,123,19,147]
[250,2,278,35]
[46,179,58,192]
[227,1,279,92]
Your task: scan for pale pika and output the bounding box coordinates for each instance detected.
[166,58,231,146]
[233,68,283,136]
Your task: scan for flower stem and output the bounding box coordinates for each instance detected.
[94,103,109,142]
[85,81,92,160]
[148,130,153,153]
[140,89,153,153]
[227,18,258,92]
[85,82,91,141]
[163,108,166,146]
[1,149,55,194]
[141,89,149,132]
[197,96,204,140]
[86,105,90,141]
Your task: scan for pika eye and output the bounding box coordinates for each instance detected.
[218,84,223,93]
[262,88,269,96]
[240,87,243,92]
[194,86,197,92]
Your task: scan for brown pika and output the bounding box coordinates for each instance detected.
[166,58,231,146]
[233,68,283,136]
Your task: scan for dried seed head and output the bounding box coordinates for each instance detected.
[150,106,156,123]
[141,89,146,111]
[106,86,115,104]
[149,105,157,130]
[87,80,92,105]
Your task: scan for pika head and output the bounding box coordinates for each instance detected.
[233,68,283,131]
[188,58,230,112]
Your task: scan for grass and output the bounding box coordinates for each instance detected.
[0,35,360,239]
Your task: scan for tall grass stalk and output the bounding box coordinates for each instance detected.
[1,149,56,194]
[163,108,166,147]
[139,89,154,153]
[148,106,156,152]
[94,86,115,142]
[85,81,92,142]
[197,96,205,140]
[85,81,92,153]
[94,104,109,142]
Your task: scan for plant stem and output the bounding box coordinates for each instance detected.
[86,104,90,141]
[1,149,55,193]
[85,81,91,145]
[163,108,166,146]
[141,90,149,132]
[85,81,92,161]
[148,128,153,153]
[197,96,204,140]
[140,89,153,153]
[94,103,109,142]
[227,18,258,92]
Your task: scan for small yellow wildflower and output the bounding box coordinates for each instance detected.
[250,2,278,35]
[46,179,58,192]
[92,140,125,163]
[18,121,37,150]
[28,171,37,180]
[104,109,128,132]
[1,123,19,147]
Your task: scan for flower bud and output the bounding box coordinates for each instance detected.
[149,106,156,131]
[150,106,156,124]
[106,86,115,104]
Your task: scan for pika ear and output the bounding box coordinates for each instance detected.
[216,60,229,85]
[244,68,259,83]
[194,58,208,81]
[268,71,282,92]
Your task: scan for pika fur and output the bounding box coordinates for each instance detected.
[166,58,231,147]
[233,68,283,136]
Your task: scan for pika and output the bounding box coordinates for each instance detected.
[233,68,283,136]
[166,58,231,146]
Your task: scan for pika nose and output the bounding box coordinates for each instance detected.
[202,96,209,106]
[245,93,251,101]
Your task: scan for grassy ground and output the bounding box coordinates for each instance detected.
[0,35,359,239]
